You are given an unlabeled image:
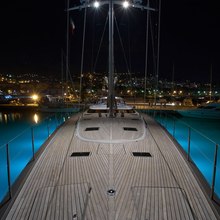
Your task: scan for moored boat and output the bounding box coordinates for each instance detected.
[177,102,220,119]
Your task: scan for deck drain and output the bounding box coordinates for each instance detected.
[85,127,99,131]
[123,127,138,131]
[107,189,116,196]
[71,152,91,157]
[132,152,152,157]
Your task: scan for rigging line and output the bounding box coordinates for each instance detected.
[68,68,78,98]
[93,14,108,73]
[114,15,134,98]
[127,13,132,74]
[66,0,70,93]
[79,7,87,104]
[114,15,135,101]
[156,0,161,93]
[61,48,64,97]
[114,16,130,74]
[90,12,96,73]
[62,47,78,98]
[144,0,150,103]
[149,13,157,78]
[63,48,78,98]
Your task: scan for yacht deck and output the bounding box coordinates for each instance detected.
[2,113,219,220]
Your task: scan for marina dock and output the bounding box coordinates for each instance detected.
[1,113,219,219]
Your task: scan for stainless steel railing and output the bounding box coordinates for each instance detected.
[143,109,220,201]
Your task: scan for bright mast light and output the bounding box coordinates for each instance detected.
[122,1,130,8]
[93,1,100,8]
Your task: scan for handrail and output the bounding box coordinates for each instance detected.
[8,126,32,144]
[148,109,219,146]
[0,144,5,150]
[174,117,218,145]
[145,109,220,200]
[1,113,57,147]
[0,112,74,204]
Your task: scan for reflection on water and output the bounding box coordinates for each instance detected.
[0,110,74,203]
[0,112,22,123]
[33,113,39,124]
[0,111,42,146]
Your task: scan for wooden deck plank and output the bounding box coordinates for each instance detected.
[2,113,219,220]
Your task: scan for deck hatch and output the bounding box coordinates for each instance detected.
[123,127,138,131]
[132,152,152,157]
[71,152,91,157]
[85,127,99,131]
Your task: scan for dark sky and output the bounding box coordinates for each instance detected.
[0,0,219,83]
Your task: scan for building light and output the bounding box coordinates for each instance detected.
[32,94,39,101]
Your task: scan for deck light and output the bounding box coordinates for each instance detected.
[123,1,129,8]
[93,1,100,8]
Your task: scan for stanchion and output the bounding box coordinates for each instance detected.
[31,127,35,161]
[211,144,218,200]
[6,143,12,199]
[187,127,191,161]
[47,119,50,138]
[173,118,176,137]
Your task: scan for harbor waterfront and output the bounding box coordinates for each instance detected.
[0,110,78,203]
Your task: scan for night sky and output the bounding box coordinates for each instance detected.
[0,0,219,83]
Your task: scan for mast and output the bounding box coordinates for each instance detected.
[66,0,70,97]
[108,0,114,117]
[144,0,150,103]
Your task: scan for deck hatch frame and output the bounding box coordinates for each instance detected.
[132,152,152,157]
[71,152,91,157]
[85,127,99,131]
[123,127,138,131]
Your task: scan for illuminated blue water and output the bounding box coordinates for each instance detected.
[0,111,73,203]
[146,110,220,199]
